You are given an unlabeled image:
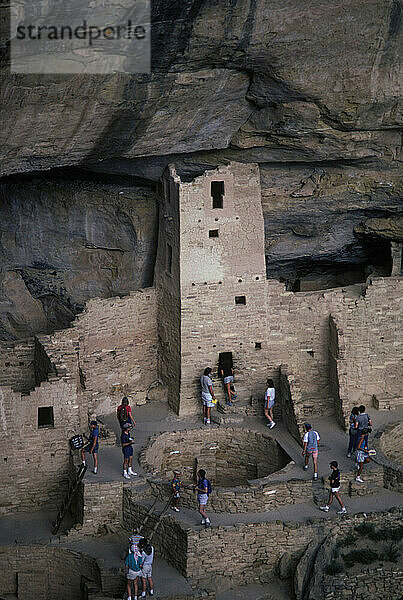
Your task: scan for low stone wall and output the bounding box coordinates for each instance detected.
[70,480,124,536]
[0,545,101,600]
[148,469,313,513]
[324,567,402,600]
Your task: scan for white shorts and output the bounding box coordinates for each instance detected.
[126,569,141,580]
[198,493,208,506]
[223,375,234,384]
[141,564,153,578]
[331,487,340,493]
[202,392,214,407]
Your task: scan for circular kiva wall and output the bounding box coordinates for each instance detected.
[140,428,307,512]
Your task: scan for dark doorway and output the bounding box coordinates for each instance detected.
[211,181,225,209]
[218,351,233,377]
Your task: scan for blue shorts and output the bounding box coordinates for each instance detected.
[84,443,98,454]
[123,446,133,458]
[223,375,234,384]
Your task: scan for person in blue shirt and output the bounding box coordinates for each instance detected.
[121,422,137,479]
[195,469,211,527]
[80,420,99,474]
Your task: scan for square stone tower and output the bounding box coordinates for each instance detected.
[155,162,269,416]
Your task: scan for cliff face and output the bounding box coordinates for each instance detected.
[0,0,401,338]
[0,176,156,339]
[1,0,401,175]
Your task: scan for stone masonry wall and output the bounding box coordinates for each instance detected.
[142,428,290,486]
[0,545,101,600]
[330,277,402,427]
[76,480,124,536]
[123,494,188,577]
[185,509,402,589]
[178,163,270,415]
[74,288,158,415]
[324,567,402,600]
[0,378,80,514]
[0,338,36,392]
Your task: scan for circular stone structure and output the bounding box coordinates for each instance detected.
[140,428,304,512]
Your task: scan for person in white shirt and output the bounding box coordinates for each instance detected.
[302,423,320,480]
[264,378,276,429]
[138,537,154,597]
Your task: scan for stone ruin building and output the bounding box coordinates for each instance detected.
[0,161,401,600]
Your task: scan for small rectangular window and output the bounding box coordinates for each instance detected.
[211,181,224,209]
[209,229,219,238]
[166,243,173,274]
[255,342,262,349]
[235,296,246,305]
[38,406,54,429]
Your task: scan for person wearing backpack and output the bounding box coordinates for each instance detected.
[302,423,320,480]
[117,397,135,429]
[195,468,211,527]
[124,541,143,600]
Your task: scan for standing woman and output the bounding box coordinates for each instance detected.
[347,406,359,458]
[264,378,276,429]
[200,367,216,425]
[356,428,370,483]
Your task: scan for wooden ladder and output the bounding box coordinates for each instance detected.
[135,492,174,541]
[52,463,87,534]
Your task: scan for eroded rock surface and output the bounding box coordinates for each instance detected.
[0,175,156,339]
[0,0,401,176]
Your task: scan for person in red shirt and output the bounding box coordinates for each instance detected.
[117,397,135,429]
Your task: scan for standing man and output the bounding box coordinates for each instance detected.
[80,420,99,474]
[200,367,216,425]
[356,405,372,445]
[121,422,137,479]
[302,423,320,480]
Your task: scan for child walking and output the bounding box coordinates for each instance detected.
[320,461,346,514]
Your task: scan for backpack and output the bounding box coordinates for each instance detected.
[307,430,318,451]
[206,479,212,495]
[117,405,128,424]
